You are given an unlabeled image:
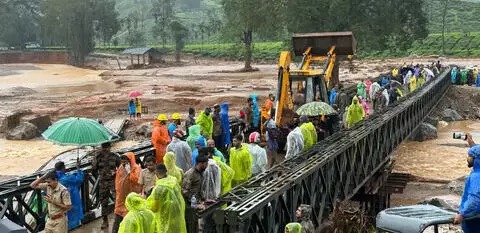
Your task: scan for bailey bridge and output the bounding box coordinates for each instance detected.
[0,68,450,232]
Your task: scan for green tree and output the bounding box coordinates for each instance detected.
[0,0,40,47]
[151,0,175,47]
[126,29,146,46]
[170,20,188,62]
[222,0,285,70]
[94,0,121,46]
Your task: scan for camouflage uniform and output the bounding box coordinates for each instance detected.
[93,151,119,217]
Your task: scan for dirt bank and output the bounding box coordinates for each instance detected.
[432,85,480,120]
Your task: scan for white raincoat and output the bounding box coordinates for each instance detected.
[166,137,192,172]
[201,159,221,200]
[247,144,268,175]
[285,127,304,160]
[369,82,381,100]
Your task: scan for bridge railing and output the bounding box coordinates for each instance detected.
[205,69,451,233]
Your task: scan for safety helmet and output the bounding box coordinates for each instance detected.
[171,113,181,120]
[157,114,168,121]
[249,132,261,143]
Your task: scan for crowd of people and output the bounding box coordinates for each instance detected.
[450,66,480,87]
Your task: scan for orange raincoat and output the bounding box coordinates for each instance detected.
[151,120,171,163]
[114,152,142,217]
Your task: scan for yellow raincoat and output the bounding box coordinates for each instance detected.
[300,122,317,151]
[410,75,417,92]
[164,152,184,186]
[147,176,187,233]
[118,193,154,233]
[195,111,213,138]
[229,144,253,187]
[346,96,364,128]
[285,222,302,233]
[213,156,235,194]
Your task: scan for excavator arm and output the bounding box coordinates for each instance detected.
[275,51,293,126]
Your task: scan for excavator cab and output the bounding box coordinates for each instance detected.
[274,32,356,126]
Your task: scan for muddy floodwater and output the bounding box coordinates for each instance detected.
[394,120,480,181]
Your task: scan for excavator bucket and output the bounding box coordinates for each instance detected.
[292,31,356,56]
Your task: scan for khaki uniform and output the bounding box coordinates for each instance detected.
[37,183,72,233]
[139,168,156,196]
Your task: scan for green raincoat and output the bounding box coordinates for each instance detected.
[196,111,213,138]
[186,125,205,151]
[300,122,317,151]
[346,96,364,128]
[229,144,253,187]
[418,73,425,87]
[285,222,302,233]
[164,152,184,186]
[356,82,367,99]
[213,156,235,194]
[118,193,155,233]
[147,176,187,233]
[460,70,468,84]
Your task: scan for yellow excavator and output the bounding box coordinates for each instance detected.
[273,31,357,126]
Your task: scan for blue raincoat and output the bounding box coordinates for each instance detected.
[191,136,206,167]
[168,123,177,139]
[476,74,480,87]
[220,102,231,146]
[57,170,84,230]
[381,76,389,87]
[451,68,457,84]
[128,100,136,115]
[250,94,260,128]
[329,89,337,106]
[459,145,480,232]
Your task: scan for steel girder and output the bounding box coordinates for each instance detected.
[210,69,451,233]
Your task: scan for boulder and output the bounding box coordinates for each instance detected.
[136,122,153,137]
[410,122,437,142]
[21,114,52,132]
[442,109,462,122]
[6,122,39,140]
[0,109,33,134]
[424,116,439,127]
[447,175,467,195]
[422,195,462,212]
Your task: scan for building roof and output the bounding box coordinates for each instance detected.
[122,47,157,55]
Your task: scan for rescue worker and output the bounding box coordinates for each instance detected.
[477,72,480,87]
[409,74,417,92]
[185,107,196,137]
[118,193,155,233]
[358,96,369,117]
[196,107,214,139]
[329,87,337,106]
[164,151,184,186]
[299,116,317,151]
[460,69,468,85]
[285,123,304,160]
[139,156,156,197]
[210,148,234,194]
[251,94,261,133]
[451,67,458,84]
[182,155,209,233]
[356,81,367,100]
[247,132,268,176]
[54,161,84,230]
[212,104,223,149]
[243,97,255,134]
[296,204,315,233]
[285,222,302,233]
[264,93,275,117]
[265,110,280,167]
[186,124,204,151]
[373,89,387,113]
[200,147,222,201]
[404,71,412,92]
[151,114,171,164]
[92,142,119,230]
[346,96,364,128]
[454,145,480,232]
[219,102,231,149]
[369,82,381,102]
[166,129,193,172]
[168,113,182,139]
[418,71,425,87]
[392,67,399,78]
[30,171,72,233]
[112,153,142,233]
[192,136,207,167]
[207,139,226,163]
[148,166,187,233]
[230,134,253,187]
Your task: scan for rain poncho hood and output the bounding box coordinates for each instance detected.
[220,102,231,146]
[201,159,222,200]
[329,89,337,106]
[356,81,367,99]
[186,125,203,151]
[213,157,234,194]
[118,193,155,233]
[369,82,381,100]
[285,222,302,233]
[300,122,317,151]
[251,94,260,128]
[196,111,213,138]
[151,120,170,164]
[230,144,253,184]
[57,169,84,230]
[191,136,207,166]
[115,152,142,217]
[147,176,187,233]
[346,96,364,128]
[459,145,480,232]
[166,137,192,172]
[247,143,268,175]
[164,152,184,186]
[213,147,226,163]
[285,127,304,160]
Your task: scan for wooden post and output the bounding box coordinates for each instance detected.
[130,54,133,65]
[143,54,145,65]
[137,55,140,64]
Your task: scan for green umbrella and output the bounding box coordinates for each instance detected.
[296,101,337,116]
[42,117,118,146]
